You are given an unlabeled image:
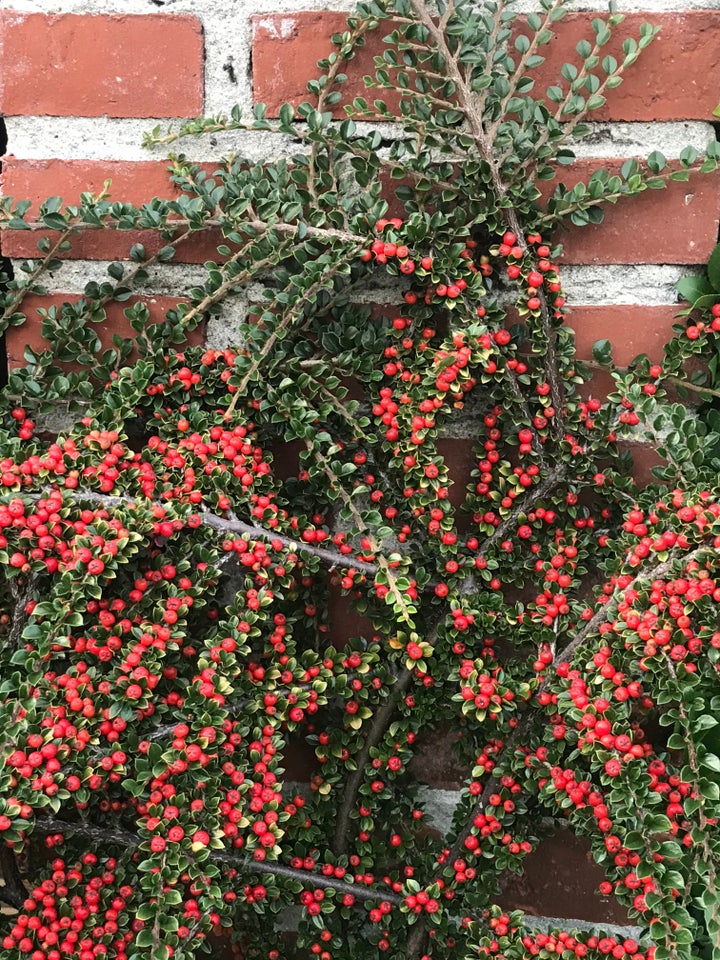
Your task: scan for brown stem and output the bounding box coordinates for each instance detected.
[223,248,364,421]
[538,157,709,231]
[180,236,298,331]
[0,214,222,234]
[0,845,27,910]
[664,376,720,400]
[475,464,566,561]
[6,574,38,652]
[44,488,384,577]
[145,117,303,148]
[33,818,403,905]
[406,922,429,957]
[308,13,380,202]
[582,358,720,401]
[487,0,564,144]
[408,0,567,441]
[332,668,414,855]
[472,0,509,118]
[247,220,365,246]
[308,441,420,629]
[539,546,710,685]
[0,225,79,328]
[53,228,196,346]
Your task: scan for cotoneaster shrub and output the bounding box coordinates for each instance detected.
[0,2,718,960]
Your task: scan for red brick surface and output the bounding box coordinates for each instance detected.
[6,293,198,370]
[551,162,720,266]
[0,13,203,118]
[521,11,720,122]
[568,304,680,365]
[5,155,717,266]
[252,11,720,121]
[499,830,633,923]
[1,159,179,211]
[0,160,224,262]
[380,159,720,266]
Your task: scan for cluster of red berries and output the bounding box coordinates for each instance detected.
[517,930,650,960]
[683,301,720,340]
[494,231,566,319]
[2,855,135,960]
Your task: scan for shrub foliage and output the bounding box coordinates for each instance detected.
[0,2,718,959]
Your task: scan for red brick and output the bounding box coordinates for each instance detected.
[1,159,177,212]
[437,438,475,512]
[0,13,203,118]
[550,161,720,266]
[380,158,720,266]
[621,441,666,487]
[252,11,720,121]
[3,227,224,264]
[407,729,469,789]
[579,367,616,404]
[525,11,720,123]
[499,830,632,923]
[6,293,200,370]
[7,152,716,268]
[567,304,679,365]
[252,12,355,116]
[0,160,223,262]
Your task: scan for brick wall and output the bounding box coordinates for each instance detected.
[1,2,719,363]
[1,0,719,929]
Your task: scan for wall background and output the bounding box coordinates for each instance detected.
[2,1,720,366]
[1,0,719,933]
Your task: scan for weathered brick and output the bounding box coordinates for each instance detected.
[7,293,199,370]
[499,830,633,923]
[551,161,720,266]
[252,12,353,115]
[524,11,720,123]
[0,13,204,118]
[0,160,222,262]
[252,11,720,122]
[1,159,177,211]
[568,303,679,365]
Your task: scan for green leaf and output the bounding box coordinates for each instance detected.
[706,243,720,293]
[621,159,639,179]
[647,151,666,175]
[279,103,295,128]
[645,813,672,833]
[676,275,714,305]
[592,339,613,365]
[135,928,154,948]
[701,752,720,773]
[586,94,606,111]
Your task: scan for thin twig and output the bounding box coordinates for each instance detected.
[32,818,403,905]
[332,668,414,854]
[36,488,385,577]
